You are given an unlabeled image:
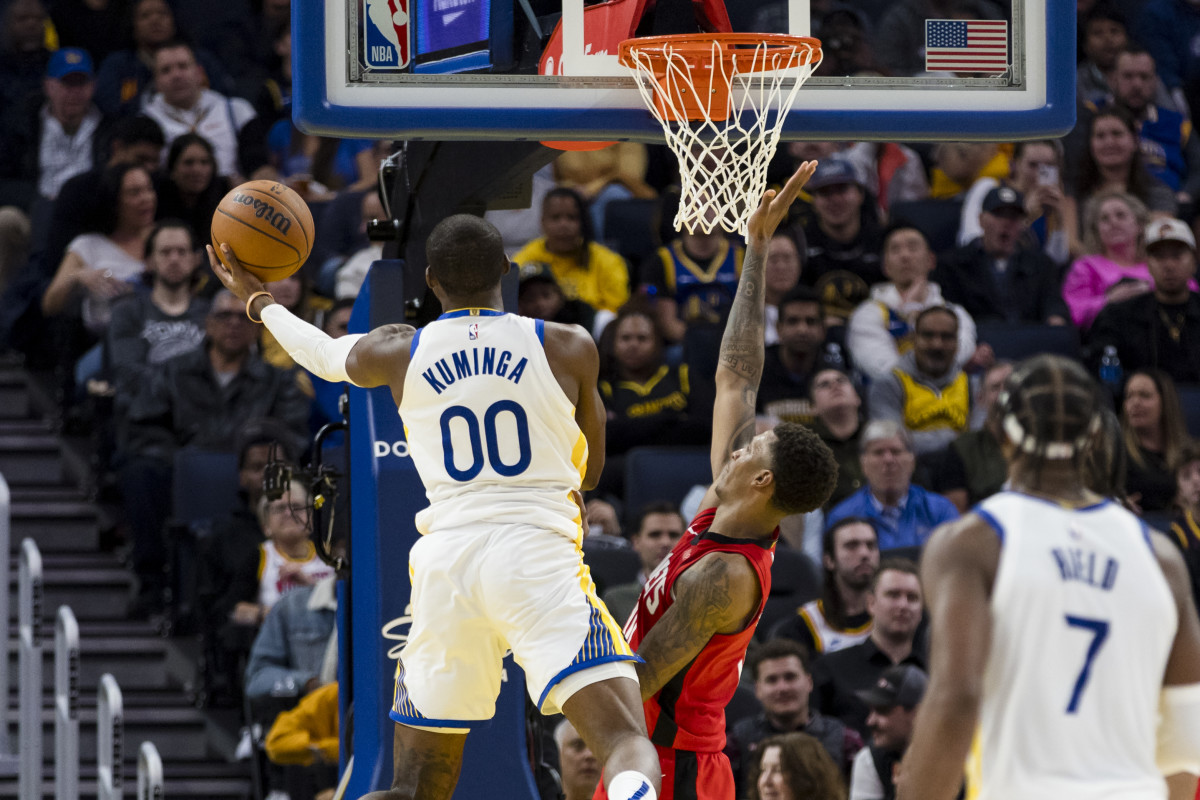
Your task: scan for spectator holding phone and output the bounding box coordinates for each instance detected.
[956,140,1072,266]
[936,186,1071,325]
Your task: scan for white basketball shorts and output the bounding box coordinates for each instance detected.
[390,522,640,729]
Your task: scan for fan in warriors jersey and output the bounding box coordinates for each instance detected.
[596,162,840,800]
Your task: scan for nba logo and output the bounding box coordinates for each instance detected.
[468,323,479,340]
[363,0,410,70]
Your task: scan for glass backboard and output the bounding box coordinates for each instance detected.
[292,0,1073,143]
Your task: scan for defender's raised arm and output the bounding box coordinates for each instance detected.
[708,161,817,481]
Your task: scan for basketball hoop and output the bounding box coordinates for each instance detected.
[618,33,822,236]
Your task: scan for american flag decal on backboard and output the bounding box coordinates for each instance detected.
[925,19,1009,73]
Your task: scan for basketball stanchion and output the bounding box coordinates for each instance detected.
[55,606,81,800]
[137,742,164,800]
[98,674,124,800]
[19,538,43,800]
[618,33,822,236]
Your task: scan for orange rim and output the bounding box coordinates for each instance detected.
[617,32,822,72]
[541,141,618,152]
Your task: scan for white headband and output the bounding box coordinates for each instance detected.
[1001,412,1101,460]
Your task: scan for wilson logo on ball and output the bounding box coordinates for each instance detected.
[231,193,293,236]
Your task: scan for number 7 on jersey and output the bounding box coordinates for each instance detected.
[1064,615,1109,714]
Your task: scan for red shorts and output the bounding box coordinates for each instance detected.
[592,745,735,800]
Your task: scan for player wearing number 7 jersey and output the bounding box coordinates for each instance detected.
[207,217,662,800]
[898,354,1200,800]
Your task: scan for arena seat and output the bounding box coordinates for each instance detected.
[888,198,965,256]
[623,446,714,519]
[758,546,821,641]
[1177,383,1200,438]
[168,448,241,632]
[601,197,662,277]
[581,547,641,596]
[975,321,1082,362]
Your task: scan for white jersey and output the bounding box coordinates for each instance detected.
[257,541,336,610]
[400,310,587,539]
[969,492,1177,800]
[798,599,872,654]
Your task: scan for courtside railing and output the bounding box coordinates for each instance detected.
[0,472,10,764]
[19,538,43,799]
[98,673,124,800]
[55,606,81,800]
[137,741,164,799]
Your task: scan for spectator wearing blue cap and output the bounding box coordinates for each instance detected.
[0,47,111,209]
[0,44,113,294]
[797,158,886,326]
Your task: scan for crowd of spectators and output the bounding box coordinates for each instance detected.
[1,1,1199,798]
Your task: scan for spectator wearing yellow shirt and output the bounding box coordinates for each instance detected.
[512,187,631,314]
[265,680,339,767]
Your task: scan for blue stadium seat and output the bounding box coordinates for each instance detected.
[602,198,662,276]
[1177,383,1200,438]
[581,547,641,596]
[171,448,241,535]
[888,198,965,256]
[975,321,1082,362]
[759,546,821,641]
[168,448,241,632]
[622,446,713,520]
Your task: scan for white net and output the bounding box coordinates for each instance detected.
[621,37,822,236]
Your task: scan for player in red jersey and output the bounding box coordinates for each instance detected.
[596,163,839,800]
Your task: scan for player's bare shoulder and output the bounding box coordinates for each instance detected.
[346,322,418,390]
[676,550,763,635]
[539,320,598,403]
[922,512,1002,589]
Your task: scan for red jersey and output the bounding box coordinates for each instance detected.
[624,508,776,753]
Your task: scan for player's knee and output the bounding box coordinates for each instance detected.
[607,770,658,800]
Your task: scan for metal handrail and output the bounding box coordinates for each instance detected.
[19,538,43,799]
[137,742,164,800]
[98,674,124,800]
[55,606,81,800]
[0,472,10,759]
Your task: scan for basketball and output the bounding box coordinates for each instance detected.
[211,180,315,282]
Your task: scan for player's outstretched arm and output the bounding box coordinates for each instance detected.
[897,515,999,800]
[633,552,761,700]
[707,162,817,483]
[207,243,414,391]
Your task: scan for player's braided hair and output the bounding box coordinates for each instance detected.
[426,214,507,296]
[996,355,1102,467]
[769,422,838,515]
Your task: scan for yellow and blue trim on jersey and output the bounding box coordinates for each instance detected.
[535,536,641,711]
[390,660,477,729]
[438,308,506,320]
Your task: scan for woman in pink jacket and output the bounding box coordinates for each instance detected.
[1062,190,1153,330]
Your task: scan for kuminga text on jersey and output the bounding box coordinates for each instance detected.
[420,347,529,394]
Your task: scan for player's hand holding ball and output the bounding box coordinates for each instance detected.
[208,179,315,314]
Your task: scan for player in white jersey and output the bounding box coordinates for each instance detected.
[208,215,661,800]
[898,355,1200,800]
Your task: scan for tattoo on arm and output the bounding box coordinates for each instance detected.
[717,271,765,384]
[636,556,747,698]
[711,246,767,460]
[724,389,757,459]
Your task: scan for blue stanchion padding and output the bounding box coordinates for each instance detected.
[339,259,540,798]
